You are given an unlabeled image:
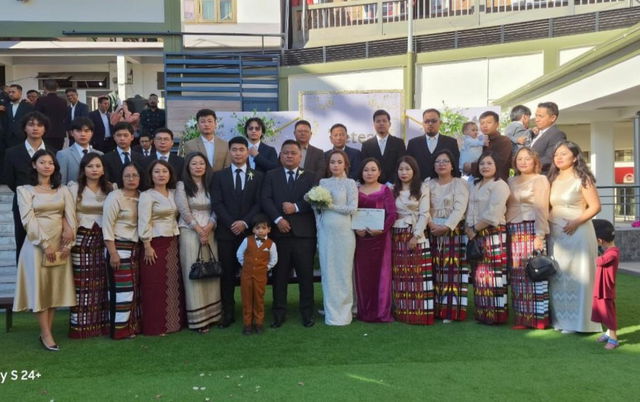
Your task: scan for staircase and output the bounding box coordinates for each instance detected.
[0,186,16,299]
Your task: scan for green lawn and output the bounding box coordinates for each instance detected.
[1,274,639,402]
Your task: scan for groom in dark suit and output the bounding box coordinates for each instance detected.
[532,101,567,173]
[262,140,317,328]
[211,136,263,328]
[360,109,406,184]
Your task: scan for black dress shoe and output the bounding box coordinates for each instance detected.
[254,325,264,334]
[39,336,60,352]
[218,318,235,329]
[303,319,315,328]
[270,319,283,328]
[242,326,253,335]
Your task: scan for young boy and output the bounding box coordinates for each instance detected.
[504,105,532,152]
[591,219,620,350]
[458,121,484,176]
[236,215,278,335]
[57,117,102,184]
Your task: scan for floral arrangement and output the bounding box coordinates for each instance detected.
[304,186,333,209]
[439,104,467,137]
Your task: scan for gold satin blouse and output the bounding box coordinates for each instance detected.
[506,174,550,237]
[427,177,469,230]
[393,182,430,240]
[466,179,510,228]
[138,189,180,241]
[67,182,108,229]
[102,189,139,242]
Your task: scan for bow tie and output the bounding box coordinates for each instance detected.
[256,237,266,241]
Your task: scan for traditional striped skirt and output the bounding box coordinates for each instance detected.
[107,240,141,340]
[431,223,469,321]
[507,221,550,329]
[140,236,186,336]
[473,225,509,325]
[69,224,109,339]
[391,227,434,325]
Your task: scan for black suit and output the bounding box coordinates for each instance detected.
[103,149,145,188]
[262,167,317,323]
[66,102,89,130]
[1,100,34,179]
[324,146,362,179]
[88,110,115,153]
[143,153,185,181]
[406,134,460,180]
[531,125,567,173]
[133,145,155,157]
[35,93,68,151]
[3,142,47,262]
[360,135,406,183]
[211,166,263,322]
[250,142,279,173]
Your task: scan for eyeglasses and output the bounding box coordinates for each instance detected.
[424,119,439,124]
[247,126,261,131]
[434,160,451,165]
[123,174,140,179]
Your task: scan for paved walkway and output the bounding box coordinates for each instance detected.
[620,262,640,276]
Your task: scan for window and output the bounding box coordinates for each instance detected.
[184,0,235,23]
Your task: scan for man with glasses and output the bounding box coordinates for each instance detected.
[143,128,184,180]
[407,108,460,180]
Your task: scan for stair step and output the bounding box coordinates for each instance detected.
[0,225,15,235]
[0,250,14,261]
[0,258,15,267]
[0,237,16,247]
[0,271,16,284]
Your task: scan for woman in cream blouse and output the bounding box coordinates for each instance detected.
[175,152,221,333]
[14,150,76,351]
[102,163,143,339]
[139,159,185,336]
[391,156,433,325]
[465,152,511,325]
[427,150,470,323]
[67,153,113,338]
[506,147,551,329]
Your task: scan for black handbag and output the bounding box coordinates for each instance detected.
[525,250,558,282]
[189,244,223,280]
[466,237,484,262]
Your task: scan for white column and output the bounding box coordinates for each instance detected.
[590,121,615,223]
[116,55,127,102]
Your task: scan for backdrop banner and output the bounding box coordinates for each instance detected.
[214,111,300,152]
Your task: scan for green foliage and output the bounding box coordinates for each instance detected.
[439,105,467,137]
[231,111,278,139]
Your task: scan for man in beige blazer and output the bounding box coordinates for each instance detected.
[182,108,231,172]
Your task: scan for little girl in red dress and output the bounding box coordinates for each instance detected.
[591,219,619,350]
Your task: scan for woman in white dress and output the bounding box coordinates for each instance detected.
[548,141,601,333]
[175,152,222,332]
[315,150,358,325]
[13,150,76,351]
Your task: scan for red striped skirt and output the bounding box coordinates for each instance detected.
[69,223,109,339]
[107,240,142,340]
[507,221,550,329]
[473,225,509,325]
[139,236,186,336]
[431,223,469,321]
[391,227,434,325]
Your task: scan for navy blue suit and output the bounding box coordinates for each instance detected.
[66,102,89,129]
[251,142,279,173]
[324,146,361,179]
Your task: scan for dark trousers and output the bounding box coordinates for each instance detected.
[217,237,244,321]
[12,198,26,263]
[271,237,316,323]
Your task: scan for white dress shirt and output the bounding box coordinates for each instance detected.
[426,133,440,154]
[100,112,111,138]
[11,101,20,117]
[530,127,550,147]
[201,136,216,166]
[117,147,133,164]
[25,140,46,157]
[73,142,92,157]
[236,235,279,270]
[156,151,170,162]
[231,164,247,190]
[377,134,388,155]
[248,141,260,169]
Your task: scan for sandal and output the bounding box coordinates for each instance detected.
[596,334,609,343]
[604,339,619,350]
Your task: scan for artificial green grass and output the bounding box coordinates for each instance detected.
[1,274,639,401]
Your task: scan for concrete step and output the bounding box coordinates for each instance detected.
[0,193,13,203]
[0,249,14,261]
[0,237,16,248]
[0,224,15,235]
[0,203,12,213]
[0,271,16,285]
[0,258,15,267]
[0,214,13,224]
[0,283,15,298]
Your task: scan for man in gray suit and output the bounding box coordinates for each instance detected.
[182,108,230,172]
[531,101,567,173]
[294,120,324,180]
[57,117,103,184]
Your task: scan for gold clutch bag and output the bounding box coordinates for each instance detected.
[42,251,68,267]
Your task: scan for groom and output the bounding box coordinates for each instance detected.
[262,140,317,328]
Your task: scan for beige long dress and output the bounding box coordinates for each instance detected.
[13,185,77,312]
[549,175,600,333]
[175,181,222,329]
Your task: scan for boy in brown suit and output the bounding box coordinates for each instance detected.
[236,215,278,335]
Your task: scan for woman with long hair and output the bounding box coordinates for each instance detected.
[428,150,469,323]
[14,150,76,351]
[353,157,397,322]
[391,155,433,325]
[175,152,222,332]
[506,147,551,329]
[102,163,143,339]
[67,152,113,338]
[139,159,185,335]
[547,141,601,334]
[465,152,510,325]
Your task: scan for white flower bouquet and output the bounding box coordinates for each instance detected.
[304,186,333,209]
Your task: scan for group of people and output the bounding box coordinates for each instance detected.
[5,98,619,352]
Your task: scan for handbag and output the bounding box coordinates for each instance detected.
[42,251,68,267]
[189,244,223,280]
[525,250,559,282]
[466,237,484,262]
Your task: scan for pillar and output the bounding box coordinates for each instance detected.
[116,55,127,102]
[590,121,615,223]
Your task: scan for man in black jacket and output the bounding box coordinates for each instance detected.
[360,109,406,184]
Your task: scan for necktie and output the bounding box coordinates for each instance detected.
[235,168,243,196]
[123,152,130,165]
[287,170,295,189]
[144,150,149,157]
[160,155,168,161]
[82,149,88,155]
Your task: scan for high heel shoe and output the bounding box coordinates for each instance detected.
[39,336,60,352]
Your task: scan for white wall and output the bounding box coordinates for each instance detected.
[559,46,594,66]
[287,68,404,110]
[417,53,543,109]
[0,0,164,23]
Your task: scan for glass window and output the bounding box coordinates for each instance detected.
[183,0,235,23]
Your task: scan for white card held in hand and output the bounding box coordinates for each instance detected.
[351,208,385,231]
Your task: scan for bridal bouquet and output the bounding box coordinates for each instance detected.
[304,186,333,209]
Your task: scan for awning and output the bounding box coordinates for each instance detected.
[69,72,109,82]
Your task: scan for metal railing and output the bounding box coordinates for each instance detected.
[597,185,640,223]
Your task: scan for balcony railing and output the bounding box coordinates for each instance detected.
[598,185,640,223]
[292,0,631,46]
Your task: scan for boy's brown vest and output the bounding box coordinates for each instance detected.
[242,236,273,273]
